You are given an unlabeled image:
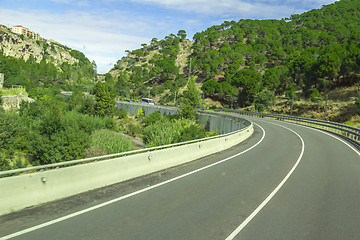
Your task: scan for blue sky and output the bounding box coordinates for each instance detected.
[0,0,336,74]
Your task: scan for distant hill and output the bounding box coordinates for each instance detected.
[0,27,96,97]
[107,0,359,124]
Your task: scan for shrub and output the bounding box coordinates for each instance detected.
[104,117,117,131]
[174,124,207,142]
[136,108,145,119]
[88,129,132,156]
[356,91,360,107]
[310,88,323,102]
[144,110,161,126]
[143,118,208,147]
[115,108,128,119]
[254,89,276,112]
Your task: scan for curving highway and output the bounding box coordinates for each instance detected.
[1,116,359,240]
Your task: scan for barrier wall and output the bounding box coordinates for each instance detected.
[0,108,254,215]
[116,101,247,134]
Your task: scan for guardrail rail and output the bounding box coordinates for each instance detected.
[206,109,360,145]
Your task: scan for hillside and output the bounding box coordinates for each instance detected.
[0,26,97,98]
[107,0,360,125]
[0,30,77,66]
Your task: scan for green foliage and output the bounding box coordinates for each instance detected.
[254,89,276,112]
[173,124,207,143]
[0,49,96,96]
[0,111,27,158]
[0,94,121,169]
[201,78,218,97]
[144,110,162,126]
[136,108,145,119]
[88,129,132,156]
[182,76,200,108]
[355,91,360,107]
[232,69,262,106]
[115,108,128,119]
[27,111,92,165]
[94,82,115,117]
[178,99,196,120]
[310,88,323,102]
[143,118,206,147]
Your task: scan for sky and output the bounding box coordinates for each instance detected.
[0,0,337,74]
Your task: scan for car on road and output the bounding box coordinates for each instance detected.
[141,98,154,105]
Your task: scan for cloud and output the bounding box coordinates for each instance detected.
[130,0,336,18]
[0,7,158,73]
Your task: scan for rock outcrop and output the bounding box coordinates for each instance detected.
[0,29,78,67]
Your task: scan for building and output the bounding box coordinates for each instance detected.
[10,25,41,40]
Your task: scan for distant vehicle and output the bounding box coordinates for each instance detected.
[141,98,154,105]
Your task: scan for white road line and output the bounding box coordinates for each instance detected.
[259,117,359,156]
[297,123,360,156]
[1,124,266,240]
[225,122,305,240]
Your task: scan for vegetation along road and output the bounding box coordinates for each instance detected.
[1,116,359,240]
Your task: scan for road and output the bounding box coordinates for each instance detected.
[1,117,359,240]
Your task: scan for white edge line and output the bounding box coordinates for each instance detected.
[1,124,266,240]
[225,122,305,240]
[260,117,359,156]
[298,123,360,156]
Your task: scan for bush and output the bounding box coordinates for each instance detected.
[136,108,145,119]
[356,91,360,107]
[174,124,207,142]
[254,89,276,112]
[126,121,143,137]
[143,118,208,147]
[310,88,323,102]
[104,117,117,131]
[144,110,161,126]
[88,129,132,156]
[115,108,128,119]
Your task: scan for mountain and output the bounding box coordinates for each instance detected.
[107,0,359,125]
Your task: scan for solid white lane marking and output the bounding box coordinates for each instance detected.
[298,124,360,156]
[1,124,266,240]
[225,122,305,240]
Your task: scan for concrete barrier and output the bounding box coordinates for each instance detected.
[0,109,254,215]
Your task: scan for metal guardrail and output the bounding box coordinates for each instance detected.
[206,109,360,144]
[0,113,251,176]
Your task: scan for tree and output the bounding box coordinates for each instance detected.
[231,69,262,107]
[201,78,218,97]
[178,98,196,120]
[94,82,115,117]
[177,30,187,40]
[182,76,200,108]
[254,89,276,112]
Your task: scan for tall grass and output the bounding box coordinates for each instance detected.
[87,129,132,157]
[142,118,210,147]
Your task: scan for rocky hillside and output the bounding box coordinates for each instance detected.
[0,28,78,67]
[0,26,96,97]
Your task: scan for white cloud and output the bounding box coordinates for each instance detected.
[131,0,336,18]
[0,7,158,73]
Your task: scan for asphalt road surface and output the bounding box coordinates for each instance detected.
[1,117,359,240]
